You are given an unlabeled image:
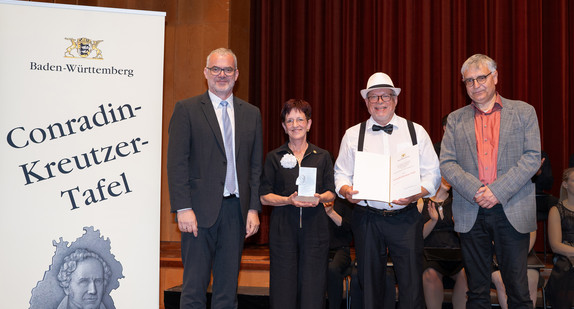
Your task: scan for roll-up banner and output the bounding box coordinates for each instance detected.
[0,1,165,308]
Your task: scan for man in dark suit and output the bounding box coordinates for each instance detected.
[440,54,541,309]
[167,48,262,308]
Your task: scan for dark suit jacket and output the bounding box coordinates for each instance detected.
[167,91,263,228]
[440,96,541,234]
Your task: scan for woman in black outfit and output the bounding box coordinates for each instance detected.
[260,99,336,309]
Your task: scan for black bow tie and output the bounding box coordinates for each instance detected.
[373,124,393,135]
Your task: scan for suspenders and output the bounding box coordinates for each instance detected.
[357,119,417,152]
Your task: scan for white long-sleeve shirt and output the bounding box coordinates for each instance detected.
[334,114,441,210]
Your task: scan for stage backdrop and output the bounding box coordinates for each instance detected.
[0,1,165,308]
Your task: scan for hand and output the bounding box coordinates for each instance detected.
[245,209,260,238]
[177,209,198,237]
[392,187,427,206]
[474,186,499,209]
[536,157,546,176]
[288,192,317,208]
[427,200,439,222]
[312,193,324,206]
[392,193,419,206]
[324,200,334,214]
[341,185,361,204]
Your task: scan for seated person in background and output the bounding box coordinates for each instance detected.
[325,197,354,309]
[433,114,448,156]
[419,177,468,309]
[533,151,558,220]
[491,231,542,309]
[546,168,574,309]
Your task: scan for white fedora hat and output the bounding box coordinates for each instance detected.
[360,72,401,99]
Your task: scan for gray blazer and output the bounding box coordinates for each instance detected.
[167,91,263,228]
[440,96,540,233]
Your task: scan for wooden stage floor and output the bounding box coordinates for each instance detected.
[160,241,555,309]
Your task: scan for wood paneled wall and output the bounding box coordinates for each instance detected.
[28,0,251,242]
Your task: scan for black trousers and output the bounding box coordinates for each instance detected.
[460,204,531,309]
[269,206,329,309]
[180,198,245,309]
[352,205,424,309]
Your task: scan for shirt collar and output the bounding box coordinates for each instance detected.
[208,91,234,110]
[472,93,503,115]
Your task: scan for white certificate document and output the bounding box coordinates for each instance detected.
[352,145,421,202]
[389,145,421,200]
[352,152,390,201]
[294,167,319,203]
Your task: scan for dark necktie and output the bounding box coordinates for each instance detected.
[372,124,393,135]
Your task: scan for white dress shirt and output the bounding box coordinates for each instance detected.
[334,114,440,209]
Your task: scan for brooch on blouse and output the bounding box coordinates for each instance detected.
[280,153,297,169]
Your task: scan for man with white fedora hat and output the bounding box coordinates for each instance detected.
[334,72,440,308]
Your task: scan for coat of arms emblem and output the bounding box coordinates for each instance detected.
[64,37,103,59]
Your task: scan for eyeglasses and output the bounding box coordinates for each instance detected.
[462,72,493,87]
[285,117,307,126]
[367,94,396,103]
[206,66,236,76]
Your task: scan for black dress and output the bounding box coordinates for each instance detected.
[546,202,574,309]
[421,195,463,277]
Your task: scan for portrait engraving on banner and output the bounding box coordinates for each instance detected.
[29,227,123,309]
[64,37,104,59]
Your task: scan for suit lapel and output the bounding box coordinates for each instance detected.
[200,93,225,151]
[497,97,513,162]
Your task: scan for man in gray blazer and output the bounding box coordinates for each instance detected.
[167,48,262,308]
[440,54,540,309]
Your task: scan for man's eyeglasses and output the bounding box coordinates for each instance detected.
[462,72,493,87]
[367,94,396,104]
[206,66,236,76]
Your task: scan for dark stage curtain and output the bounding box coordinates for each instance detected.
[248,0,574,244]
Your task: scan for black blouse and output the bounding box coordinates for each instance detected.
[259,142,335,199]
